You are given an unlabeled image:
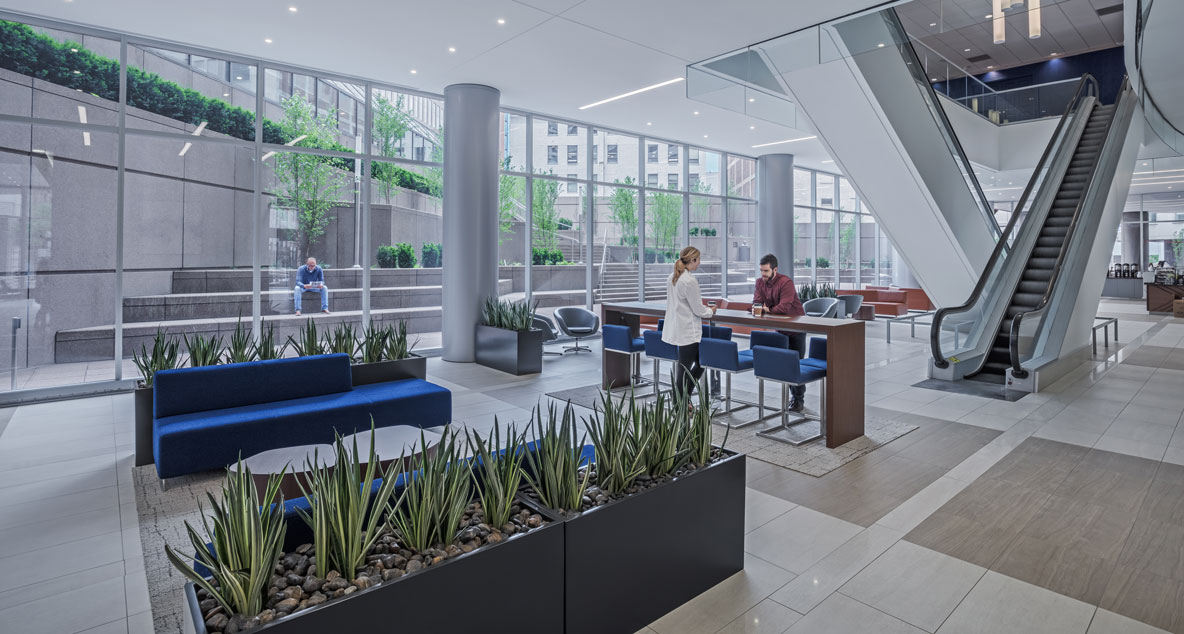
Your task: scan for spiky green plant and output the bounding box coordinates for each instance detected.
[387,428,472,552]
[286,319,324,357]
[294,426,401,577]
[165,460,287,618]
[322,323,357,359]
[521,402,592,513]
[256,320,284,360]
[682,381,722,467]
[587,391,650,495]
[358,322,389,364]
[225,317,258,365]
[382,321,418,361]
[481,296,537,331]
[184,332,224,367]
[638,391,692,477]
[467,422,525,531]
[132,328,180,387]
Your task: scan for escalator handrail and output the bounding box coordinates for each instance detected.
[929,73,1099,369]
[890,9,1001,244]
[1009,76,1132,379]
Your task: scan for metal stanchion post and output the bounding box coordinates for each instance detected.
[10,317,20,391]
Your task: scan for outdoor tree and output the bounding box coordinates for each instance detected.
[371,93,411,202]
[498,156,525,246]
[272,94,349,262]
[838,216,857,268]
[609,177,639,249]
[1174,227,1184,266]
[532,176,562,252]
[647,190,682,257]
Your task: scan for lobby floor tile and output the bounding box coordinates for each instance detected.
[744,506,862,574]
[937,571,1095,634]
[783,593,926,634]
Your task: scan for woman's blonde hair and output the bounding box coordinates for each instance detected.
[672,246,701,285]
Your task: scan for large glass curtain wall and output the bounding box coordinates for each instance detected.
[497,113,759,317]
[0,14,445,398]
[793,167,894,289]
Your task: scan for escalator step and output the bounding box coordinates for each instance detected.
[1024,269,1053,282]
[991,346,1011,358]
[1037,236,1064,247]
[1042,226,1069,238]
[1013,292,1044,306]
[1018,280,1048,293]
[1028,257,1057,269]
[1007,305,1035,317]
[1032,246,1061,258]
[1046,216,1073,227]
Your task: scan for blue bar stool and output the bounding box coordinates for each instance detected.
[602,324,647,391]
[643,329,678,397]
[802,337,827,371]
[699,330,788,427]
[751,345,827,445]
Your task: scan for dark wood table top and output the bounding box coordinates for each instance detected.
[602,302,864,333]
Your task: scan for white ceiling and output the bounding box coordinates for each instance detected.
[897,0,1123,77]
[1,0,884,170]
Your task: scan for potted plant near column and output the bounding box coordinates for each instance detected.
[350,321,426,385]
[131,329,180,467]
[475,297,543,375]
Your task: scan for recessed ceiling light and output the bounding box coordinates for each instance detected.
[985,14,992,18]
[264,38,272,44]
[693,111,700,115]
[1050,52,1058,56]
[223,93,229,97]
[987,65,994,69]
[448,47,456,53]
[288,6,298,11]
[497,18,505,24]
[964,48,971,52]
[822,160,834,164]
[749,125,755,130]
[703,134,709,138]
[1144,162,1150,166]
[236,76,243,80]
[751,135,817,149]
[877,43,885,47]
[930,22,937,27]
[410,69,417,74]
[748,97,755,102]
[578,77,684,110]
[931,77,939,81]
[646,122,652,126]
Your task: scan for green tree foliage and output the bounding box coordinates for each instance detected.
[272,95,350,260]
[647,190,682,256]
[532,177,562,252]
[371,94,412,202]
[498,157,525,242]
[421,242,442,268]
[1174,228,1184,265]
[609,178,639,249]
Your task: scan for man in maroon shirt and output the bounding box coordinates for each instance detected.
[753,254,809,411]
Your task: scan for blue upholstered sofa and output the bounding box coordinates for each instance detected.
[152,353,451,479]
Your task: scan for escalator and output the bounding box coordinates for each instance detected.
[931,75,1141,390]
[971,103,1117,383]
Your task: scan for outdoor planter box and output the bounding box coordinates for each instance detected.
[349,355,426,386]
[474,325,543,376]
[563,450,746,634]
[134,385,153,467]
[183,508,564,634]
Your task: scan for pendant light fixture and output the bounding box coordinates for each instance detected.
[993,0,1006,44]
[988,0,1042,45]
[1028,0,1041,39]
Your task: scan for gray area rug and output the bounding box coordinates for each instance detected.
[133,465,225,633]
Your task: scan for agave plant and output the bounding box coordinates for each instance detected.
[184,332,224,367]
[467,421,525,532]
[256,319,284,360]
[225,317,258,365]
[586,392,649,495]
[639,391,692,478]
[521,402,591,513]
[357,322,389,364]
[294,426,401,577]
[683,382,722,467]
[387,428,472,552]
[322,323,357,359]
[382,321,418,361]
[481,296,537,332]
[286,319,324,357]
[132,328,180,387]
[165,460,287,618]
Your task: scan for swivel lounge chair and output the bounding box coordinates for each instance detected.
[836,294,863,319]
[698,330,789,428]
[554,307,600,353]
[532,315,563,356]
[803,297,841,318]
[751,345,827,445]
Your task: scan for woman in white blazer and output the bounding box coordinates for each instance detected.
[661,246,717,398]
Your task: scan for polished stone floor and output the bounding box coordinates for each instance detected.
[1,299,1183,633]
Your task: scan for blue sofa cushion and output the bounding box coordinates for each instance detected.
[352,379,452,429]
[154,354,353,418]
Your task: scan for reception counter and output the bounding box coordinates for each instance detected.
[1147,283,1184,313]
[600,302,865,448]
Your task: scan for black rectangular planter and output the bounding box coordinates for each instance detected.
[185,519,564,634]
[349,355,426,386]
[563,451,747,634]
[134,386,154,467]
[474,325,543,375]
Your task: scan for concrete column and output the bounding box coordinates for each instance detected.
[442,84,500,362]
[1121,210,1147,266]
[756,154,795,275]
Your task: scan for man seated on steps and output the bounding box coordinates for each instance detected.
[294,257,330,316]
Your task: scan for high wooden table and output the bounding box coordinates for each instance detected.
[1146,283,1184,313]
[601,302,865,448]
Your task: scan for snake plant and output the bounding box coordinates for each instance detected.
[587,391,650,495]
[225,317,258,364]
[132,328,180,387]
[286,318,324,357]
[387,428,472,552]
[467,421,526,531]
[521,402,591,513]
[183,332,224,367]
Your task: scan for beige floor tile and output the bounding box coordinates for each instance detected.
[783,593,926,634]
[716,599,802,634]
[876,477,973,534]
[650,553,796,634]
[1086,609,1171,634]
[937,571,1095,634]
[841,541,986,632]
[744,507,863,574]
[769,525,902,614]
[745,487,797,535]
[0,576,126,634]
